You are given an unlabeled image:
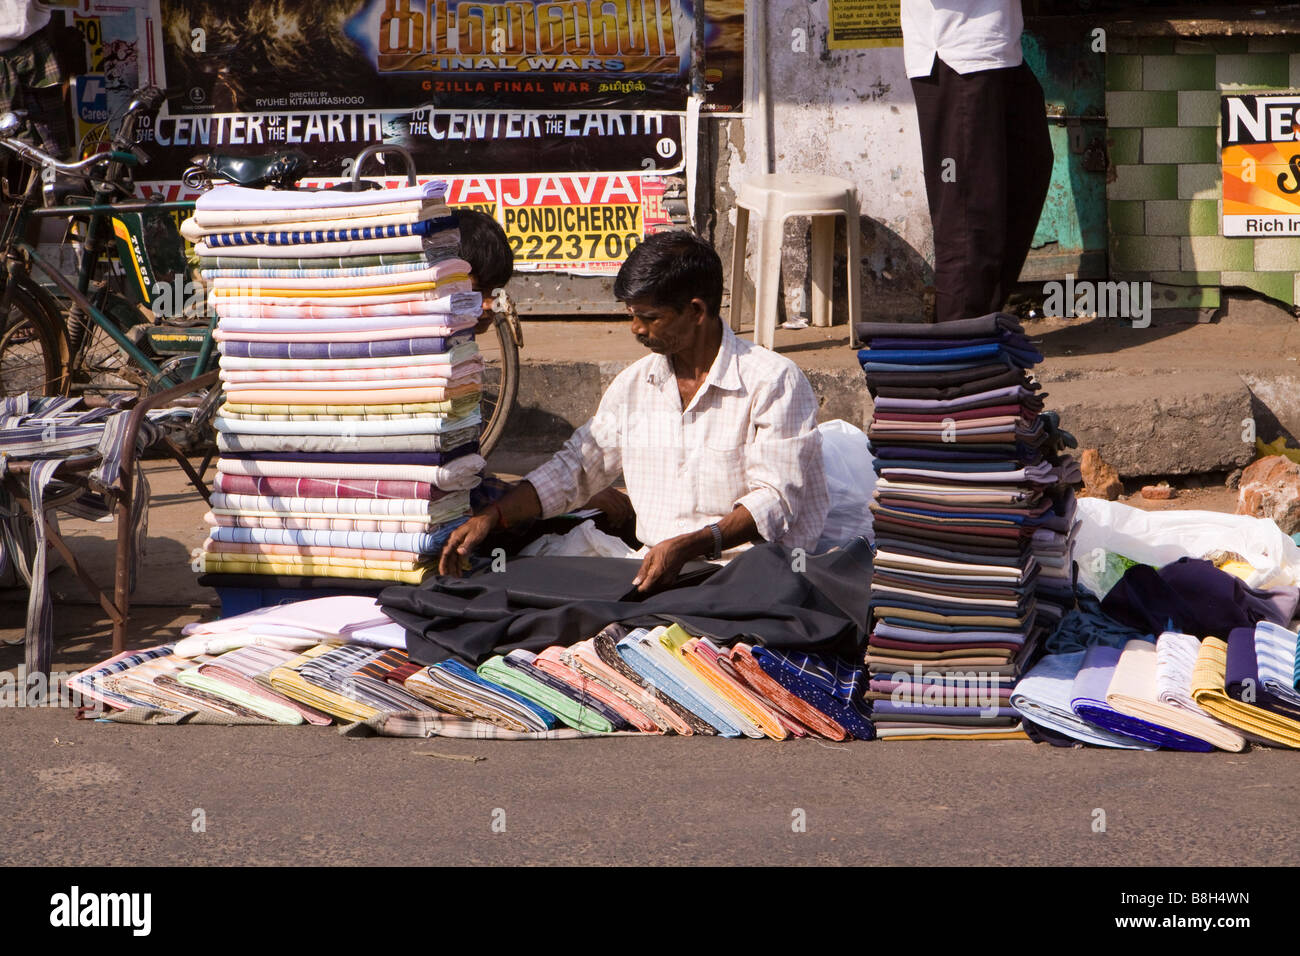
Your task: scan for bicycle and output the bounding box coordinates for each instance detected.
[0,87,521,455]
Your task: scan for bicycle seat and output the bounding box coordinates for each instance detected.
[195,151,311,189]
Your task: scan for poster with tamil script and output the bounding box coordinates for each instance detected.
[827,0,901,50]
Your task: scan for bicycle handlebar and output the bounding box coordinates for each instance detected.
[0,134,136,176]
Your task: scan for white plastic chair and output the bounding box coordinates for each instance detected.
[730,174,862,350]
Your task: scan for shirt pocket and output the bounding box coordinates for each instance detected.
[693,444,747,517]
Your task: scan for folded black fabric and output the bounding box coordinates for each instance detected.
[1099,557,1298,638]
[864,363,1013,389]
[197,573,390,594]
[872,369,1036,400]
[855,312,1024,341]
[379,539,874,667]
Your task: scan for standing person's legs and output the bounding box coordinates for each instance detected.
[997,61,1054,307]
[911,60,1010,323]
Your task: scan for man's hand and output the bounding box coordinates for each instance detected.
[472,313,495,336]
[438,511,497,576]
[631,531,704,594]
[582,486,635,528]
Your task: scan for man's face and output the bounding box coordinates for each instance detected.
[625,298,700,355]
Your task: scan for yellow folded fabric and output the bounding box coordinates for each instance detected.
[267,644,379,723]
[199,553,426,583]
[655,625,783,740]
[677,639,789,740]
[1191,637,1300,749]
[210,277,466,298]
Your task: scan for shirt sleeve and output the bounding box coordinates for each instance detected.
[734,365,828,545]
[523,375,626,519]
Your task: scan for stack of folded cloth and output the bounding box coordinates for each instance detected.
[855,313,1080,740]
[190,180,483,594]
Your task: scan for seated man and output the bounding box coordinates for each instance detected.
[441,230,830,592]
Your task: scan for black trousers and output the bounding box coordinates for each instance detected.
[911,58,1054,323]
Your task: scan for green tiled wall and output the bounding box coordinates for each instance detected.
[1105,40,1298,307]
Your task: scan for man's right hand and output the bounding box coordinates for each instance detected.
[438,511,498,576]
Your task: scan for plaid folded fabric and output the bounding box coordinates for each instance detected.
[750,647,875,740]
[727,644,849,740]
[69,645,177,711]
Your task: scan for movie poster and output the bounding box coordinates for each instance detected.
[155,0,743,114]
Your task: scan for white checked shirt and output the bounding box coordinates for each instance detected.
[525,323,830,552]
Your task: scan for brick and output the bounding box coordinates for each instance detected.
[1107,128,1141,165]
[1254,238,1300,271]
[1106,91,1177,128]
[1147,270,1222,286]
[1150,283,1220,310]
[1143,54,1215,91]
[1248,37,1300,54]
[1143,126,1218,164]
[1217,53,1289,90]
[1145,199,1218,235]
[1178,90,1222,127]
[1111,235,1181,271]
[1108,163,1178,200]
[1108,200,1145,234]
[1178,163,1221,200]
[1182,235,1254,272]
[1222,270,1295,304]
[1106,54,1143,91]
[1139,37,1175,55]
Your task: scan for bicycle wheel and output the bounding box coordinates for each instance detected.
[477,312,520,457]
[0,283,66,398]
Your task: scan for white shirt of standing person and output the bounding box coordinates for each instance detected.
[0,1,52,49]
[900,0,1025,79]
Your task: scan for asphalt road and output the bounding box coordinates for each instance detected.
[4,698,1298,867]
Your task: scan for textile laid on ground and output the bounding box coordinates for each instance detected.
[194,181,480,601]
[855,313,1079,739]
[0,394,197,674]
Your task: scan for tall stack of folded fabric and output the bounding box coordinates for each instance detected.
[854,313,1080,741]
[187,181,483,600]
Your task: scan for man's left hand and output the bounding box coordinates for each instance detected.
[632,532,700,594]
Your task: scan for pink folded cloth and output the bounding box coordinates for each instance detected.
[208,513,443,534]
[221,371,482,391]
[212,473,437,500]
[202,540,423,563]
[225,384,480,405]
[213,325,472,343]
[219,359,483,384]
[534,647,660,733]
[210,283,473,310]
[209,259,470,291]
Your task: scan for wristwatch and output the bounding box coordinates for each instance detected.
[707,522,723,560]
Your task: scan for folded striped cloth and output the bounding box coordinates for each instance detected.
[68,645,177,711]
[478,651,619,734]
[178,664,304,724]
[268,644,382,722]
[1104,637,1244,752]
[563,634,694,735]
[1011,651,1156,749]
[535,646,661,733]
[195,644,333,725]
[1070,643,1214,751]
[616,627,746,737]
[341,648,437,713]
[1191,636,1300,748]
[591,627,714,735]
[404,659,557,732]
[209,490,469,519]
[663,630,787,739]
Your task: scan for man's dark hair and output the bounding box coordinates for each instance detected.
[454,208,514,292]
[613,230,723,318]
